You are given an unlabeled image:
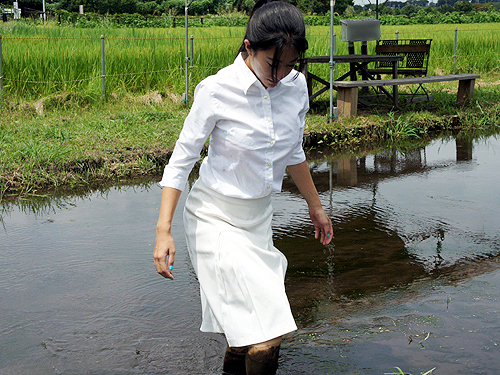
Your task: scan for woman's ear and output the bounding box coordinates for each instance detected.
[244,39,252,56]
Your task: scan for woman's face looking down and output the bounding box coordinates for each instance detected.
[244,39,299,89]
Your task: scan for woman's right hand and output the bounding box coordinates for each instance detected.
[154,187,182,280]
[154,229,176,279]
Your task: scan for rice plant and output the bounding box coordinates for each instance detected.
[0,21,499,101]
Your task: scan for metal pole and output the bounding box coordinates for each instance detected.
[329,0,336,122]
[334,32,337,77]
[101,35,105,99]
[190,35,194,68]
[396,30,399,41]
[0,35,3,107]
[183,0,189,107]
[453,27,458,73]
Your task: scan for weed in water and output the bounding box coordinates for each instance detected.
[385,367,436,375]
[384,112,421,142]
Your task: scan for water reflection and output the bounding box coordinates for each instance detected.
[1,134,499,375]
[280,134,500,285]
[276,134,500,373]
[456,137,473,161]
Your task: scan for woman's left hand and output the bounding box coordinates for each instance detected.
[309,206,333,246]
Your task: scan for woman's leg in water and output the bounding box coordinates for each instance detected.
[222,336,282,375]
[223,345,249,375]
[246,336,282,375]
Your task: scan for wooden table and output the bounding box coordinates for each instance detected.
[334,73,480,117]
[297,54,404,103]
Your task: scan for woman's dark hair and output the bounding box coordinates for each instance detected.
[239,0,308,81]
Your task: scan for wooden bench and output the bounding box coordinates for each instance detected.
[334,73,480,118]
[368,39,432,77]
[367,39,432,100]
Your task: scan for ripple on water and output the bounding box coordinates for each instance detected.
[1,134,500,374]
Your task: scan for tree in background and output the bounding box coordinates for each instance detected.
[294,0,353,15]
[9,0,498,17]
[400,3,417,15]
[454,0,473,12]
[436,0,459,6]
[47,0,138,13]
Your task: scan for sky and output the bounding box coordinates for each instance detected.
[353,0,388,7]
[353,0,437,5]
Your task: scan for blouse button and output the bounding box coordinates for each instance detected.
[267,185,271,189]
[267,162,271,166]
[264,95,269,100]
[270,141,275,146]
[265,117,272,122]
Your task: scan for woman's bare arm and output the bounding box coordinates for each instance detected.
[287,161,333,245]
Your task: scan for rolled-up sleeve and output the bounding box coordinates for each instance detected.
[159,81,217,190]
[287,78,309,166]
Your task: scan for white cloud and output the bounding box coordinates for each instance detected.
[353,0,372,5]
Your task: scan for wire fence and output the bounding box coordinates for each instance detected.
[1,26,499,106]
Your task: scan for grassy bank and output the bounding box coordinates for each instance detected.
[0,91,187,198]
[1,22,499,199]
[1,78,499,200]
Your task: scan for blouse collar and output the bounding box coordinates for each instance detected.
[235,53,296,94]
[235,53,261,95]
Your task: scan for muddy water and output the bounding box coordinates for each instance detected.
[1,134,499,375]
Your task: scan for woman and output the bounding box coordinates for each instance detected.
[154,1,333,374]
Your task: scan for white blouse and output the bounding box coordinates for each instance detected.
[160,53,309,199]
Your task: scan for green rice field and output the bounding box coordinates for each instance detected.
[0,21,499,101]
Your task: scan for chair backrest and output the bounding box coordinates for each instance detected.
[375,39,432,75]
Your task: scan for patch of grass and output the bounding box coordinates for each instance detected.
[0,91,188,197]
[384,111,421,142]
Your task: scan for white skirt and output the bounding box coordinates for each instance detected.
[183,179,297,347]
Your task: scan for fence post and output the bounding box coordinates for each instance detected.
[0,35,3,107]
[190,35,194,68]
[329,0,336,123]
[395,30,399,40]
[453,27,458,73]
[101,35,106,99]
